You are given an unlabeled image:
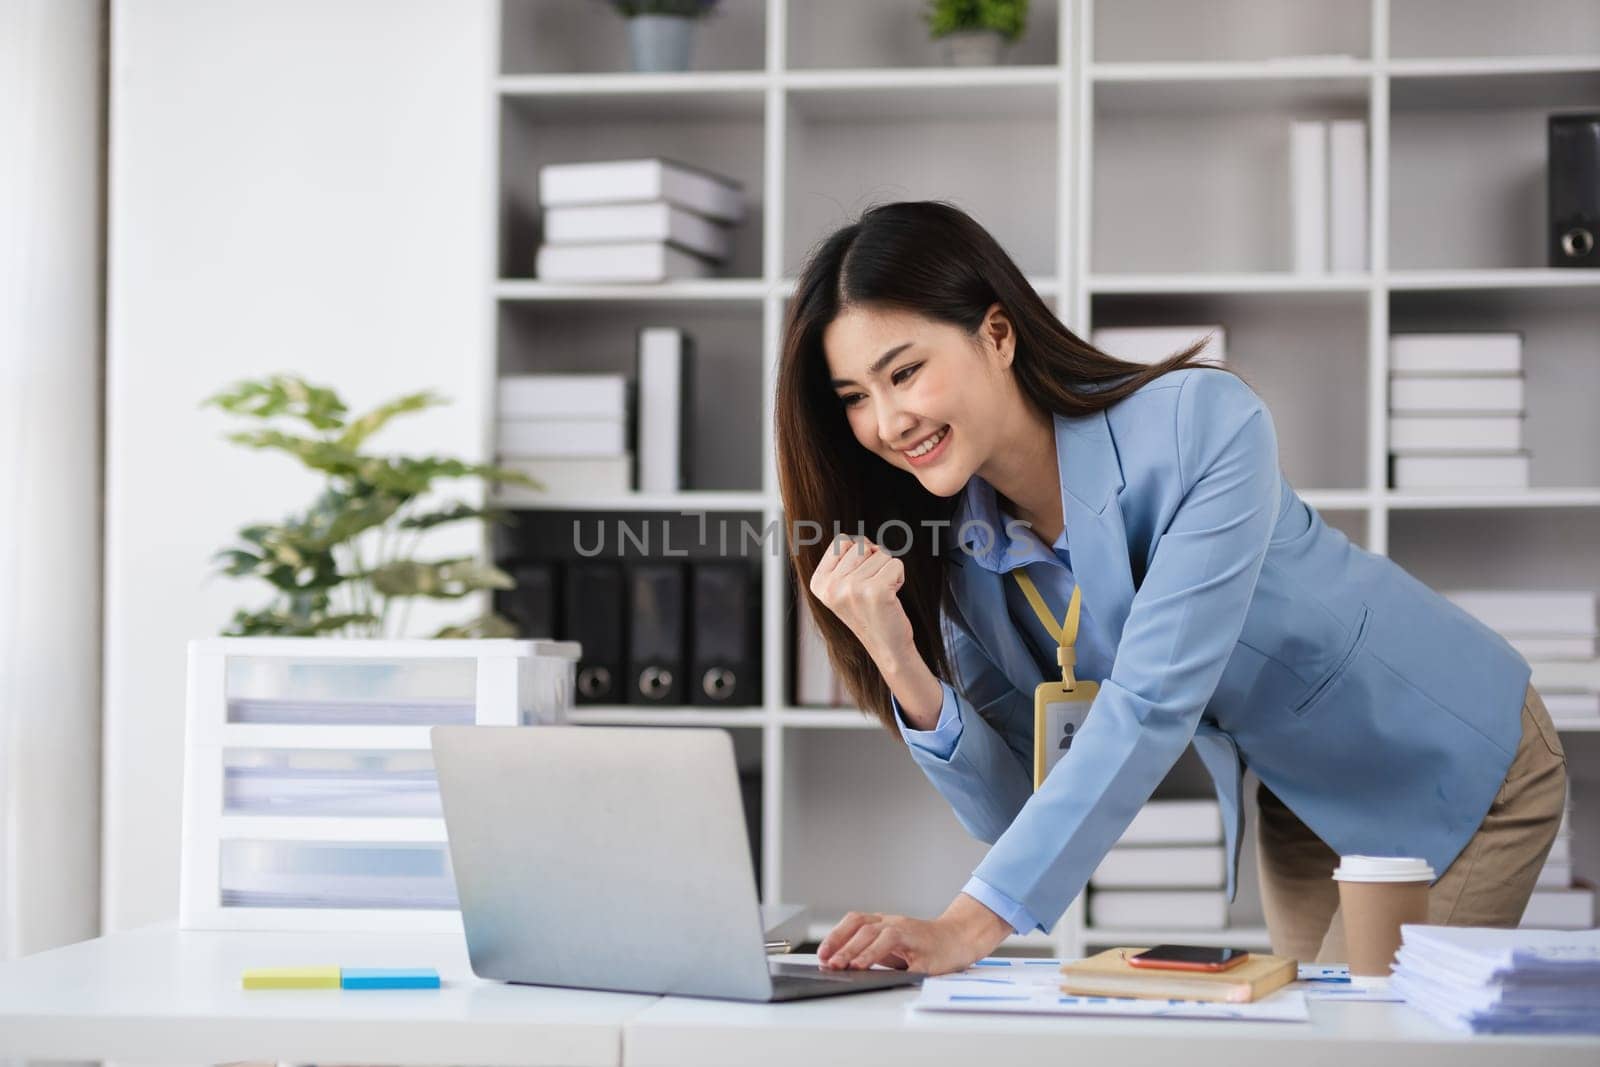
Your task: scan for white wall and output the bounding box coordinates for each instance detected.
[0,0,106,959]
[104,0,495,931]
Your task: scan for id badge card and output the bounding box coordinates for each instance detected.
[1033,679,1100,790]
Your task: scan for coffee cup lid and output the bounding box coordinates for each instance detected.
[1332,855,1435,883]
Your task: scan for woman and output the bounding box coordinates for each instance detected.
[775,201,1568,976]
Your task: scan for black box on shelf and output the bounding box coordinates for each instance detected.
[1549,112,1600,268]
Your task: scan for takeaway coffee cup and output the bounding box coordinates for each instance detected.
[1332,855,1434,977]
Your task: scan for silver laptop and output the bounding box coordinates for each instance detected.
[430,725,923,1001]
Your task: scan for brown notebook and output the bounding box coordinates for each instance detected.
[1060,948,1297,1003]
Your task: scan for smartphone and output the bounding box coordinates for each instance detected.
[1126,945,1251,972]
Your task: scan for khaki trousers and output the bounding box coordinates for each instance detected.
[1256,683,1568,963]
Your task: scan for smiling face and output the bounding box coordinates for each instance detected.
[822,303,1018,498]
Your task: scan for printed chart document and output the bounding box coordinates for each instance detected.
[1296,963,1404,1002]
[913,957,1309,1022]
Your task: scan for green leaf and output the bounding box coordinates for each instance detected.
[213,549,265,577]
[433,613,520,639]
[303,486,408,547]
[222,606,379,637]
[924,0,1028,41]
[397,502,507,531]
[336,391,446,451]
[204,375,349,430]
[369,558,516,599]
[225,429,365,478]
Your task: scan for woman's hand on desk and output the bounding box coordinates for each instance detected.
[816,894,1013,975]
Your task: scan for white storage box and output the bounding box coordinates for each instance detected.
[181,638,579,932]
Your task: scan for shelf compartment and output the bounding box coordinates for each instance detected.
[1093,72,1370,118]
[497,301,765,492]
[500,0,767,75]
[1091,82,1368,275]
[499,94,765,280]
[1387,57,1600,108]
[1389,287,1600,489]
[1389,0,1600,61]
[1091,290,1370,490]
[1388,508,1600,592]
[1388,69,1600,272]
[786,0,1060,71]
[783,85,1058,278]
[1094,0,1370,65]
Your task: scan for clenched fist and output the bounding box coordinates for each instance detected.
[808,534,915,670]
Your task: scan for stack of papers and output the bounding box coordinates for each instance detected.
[1390,924,1600,1034]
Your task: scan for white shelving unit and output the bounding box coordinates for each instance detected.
[490,0,1600,956]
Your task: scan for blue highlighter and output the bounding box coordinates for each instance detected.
[340,968,441,990]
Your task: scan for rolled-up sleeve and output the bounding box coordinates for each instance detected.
[893,683,962,760]
[962,875,1044,936]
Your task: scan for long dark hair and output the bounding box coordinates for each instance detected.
[775,201,1230,729]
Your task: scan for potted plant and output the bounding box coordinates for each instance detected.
[924,0,1028,66]
[205,374,538,639]
[606,0,721,73]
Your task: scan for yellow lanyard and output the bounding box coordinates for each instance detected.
[1012,570,1081,688]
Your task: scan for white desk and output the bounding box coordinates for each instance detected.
[2,924,1596,1067]
[625,986,1600,1067]
[0,921,652,1066]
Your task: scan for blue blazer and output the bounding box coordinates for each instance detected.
[911,367,1530,930]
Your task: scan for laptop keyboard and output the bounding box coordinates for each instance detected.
[768,961,919,997]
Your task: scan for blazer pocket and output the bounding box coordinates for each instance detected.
[1290,603,1373,718]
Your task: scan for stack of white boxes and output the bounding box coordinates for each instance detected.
[535,158,744,283]
[1087,799,1227,931]
[1444,590,1600,724]
[496,374,633,499]
[1389,333,1529,490]
[1522,798,1595,930]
